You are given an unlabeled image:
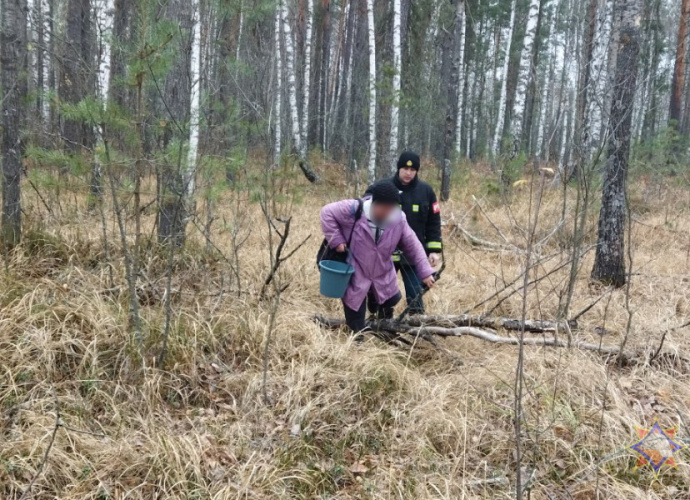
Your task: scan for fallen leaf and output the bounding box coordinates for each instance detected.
[350,462,369,475]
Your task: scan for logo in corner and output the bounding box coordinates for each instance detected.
[629,421,685,476]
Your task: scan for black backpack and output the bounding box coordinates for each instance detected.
[316,199,364,267]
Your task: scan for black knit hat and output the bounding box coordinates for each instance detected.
[397,151,420,171]
[369,180,401,205]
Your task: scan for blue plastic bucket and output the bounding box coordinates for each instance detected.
[319,260,355,298]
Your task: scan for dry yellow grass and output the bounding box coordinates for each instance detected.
[2,163,690,499]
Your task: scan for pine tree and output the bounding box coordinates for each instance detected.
[1,0,28,247]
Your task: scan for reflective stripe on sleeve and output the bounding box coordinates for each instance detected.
[427,241,442,250]
[392,254,401,262]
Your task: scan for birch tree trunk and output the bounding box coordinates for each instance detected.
[186,3,201,198]
[366,0,377,182]
[282,1,319,183]
[301,0,313,157]
[491,0,516,157]
[388,0,401,173]
[91,0,113,209]
[236,0,243,60]
[669,0,690,128]
[453,0,466,158]
[509,0,540,154]
[1,0,28,248]
[587,0,611,154]
[283,0,301,155]
[274,5,283,167]
[572,0,597,173]
[591,0,641,287]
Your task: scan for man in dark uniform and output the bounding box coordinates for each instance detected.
[367,151,443,314]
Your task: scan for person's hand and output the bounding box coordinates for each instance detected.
[423,275,436,289]
[336,243,347,253]
[428,253,441,267]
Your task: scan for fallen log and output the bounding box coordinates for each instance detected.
[403,315,577,333]
[391,324,621,356]
[314,314,576,334]
[313,315,622,356]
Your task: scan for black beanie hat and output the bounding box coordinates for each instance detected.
[370,180,401,205]
[397,151,421,171]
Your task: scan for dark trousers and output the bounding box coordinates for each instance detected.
[343,291,402,332]
[398,264,424,314]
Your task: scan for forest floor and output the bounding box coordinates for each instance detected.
[3,162,690,499]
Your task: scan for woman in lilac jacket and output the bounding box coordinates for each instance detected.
[320,180,436,332]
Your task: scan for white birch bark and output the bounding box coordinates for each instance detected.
[366,0,377,181]
[466,57,476,157]
[27,0,36,99]
[92,0,113,200]
[185,1,201,197]
[388,0,401,172]
[282,0,302,156]
[536,0,558,156]
[454,0,466,157]
[236,0,243,60]
[41,0,50,121]
[95,0,113,100]
[424,0,442,84]
[585,0,611,158]
[301,0,313,157]
[509,0,541,153]
[491,0,517,157]
[273,5,282,166]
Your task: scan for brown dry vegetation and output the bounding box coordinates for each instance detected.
[3,161,690,499]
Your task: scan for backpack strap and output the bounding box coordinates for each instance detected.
[346,199,363,248]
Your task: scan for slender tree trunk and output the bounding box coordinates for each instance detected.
[536,1,557,158]
[61,0,95,155]
[157,0,194,245]
[1,0,28,248]
[283,0,303,157]
[301,0,313,157]
[592,0,641,287]
[274,4,283,166]
[388,0,402,173]
[453,0,466,158]
[216,0,234,180]
[186,3,202,198]
[491,0,516,157]
[109,0,129,111]
[366,0,377,182]
[35,0,45,123]
[318,0,332,149]
[670,0,690,128]
[236,0,244,59]
[509,0,540,154]
[283,0,319,182]
[573,0,597,173]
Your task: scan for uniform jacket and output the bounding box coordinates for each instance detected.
[366,174,443,265]
[320,198,435,311]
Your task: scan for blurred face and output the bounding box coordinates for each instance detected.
[398,166,418,185]
[371,201,398,223]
